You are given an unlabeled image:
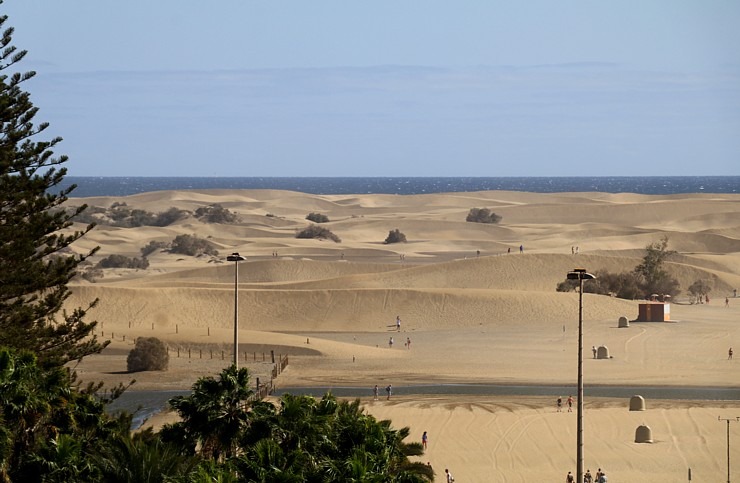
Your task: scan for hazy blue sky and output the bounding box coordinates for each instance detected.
[4,1,739,176]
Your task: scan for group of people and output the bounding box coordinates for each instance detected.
[556,396,574,412]
[388,316,412,349]
[568,468,607,482]
[372,384,393,401]
[388,336,412,348]
[576,467,607,482]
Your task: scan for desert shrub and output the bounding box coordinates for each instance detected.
[127,337,169,372]
[96,254,150,269]
[169,234,219,256]
[556,279,578,292]
[587,271,641,299]
[556,238,680,300]
[306,212,330,223]
[195,204,239,224]
[68,205,106,225]
[296,225,341,242]
[79,268,103,283]
[384,229,407,244]
[557,270,641,299]
[154,207,188,226]
[687,279,712,304]
[634,236,679,297]
[141,240,169,257]
[107,205,186,227]
[466,208,502,224]
[128,209,158,227]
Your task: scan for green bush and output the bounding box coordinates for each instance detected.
[384,229,407,244]
[79,268,103,283]
[104,205,186,227]
[687,279,712,303]
[68,205,106,225]
[127,337,169,372]
[154,207,188,226]
[306,212,330,223]
[296,225,341,243]
[141,240,169,257]
[194,204,240,224]
[556,238,680,300]
[169,234,219,256]
[466,208,502,224]
[556,279,578,292]
[96,254,150,269]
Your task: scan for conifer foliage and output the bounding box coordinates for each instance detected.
[0,8,107,368]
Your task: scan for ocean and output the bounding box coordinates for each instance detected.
[60,176,740,198]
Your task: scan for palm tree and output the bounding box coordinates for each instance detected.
[161,365,254,461]
[93,430,198,483]
[27,433,97,482]
[0,349,70,480]
[241,394,433,482]
[0,348,129,481]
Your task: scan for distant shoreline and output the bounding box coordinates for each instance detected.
[58,175,740,197]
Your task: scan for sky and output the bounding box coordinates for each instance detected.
[3,1,740,177]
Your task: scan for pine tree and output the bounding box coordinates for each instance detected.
[0,7,107,368]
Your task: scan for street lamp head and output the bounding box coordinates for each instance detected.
[567,269,595,280]
[227,253,245,262]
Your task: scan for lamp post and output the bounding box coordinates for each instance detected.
[227,253,245,368]
[719,416,739,483]
[566,268,595,483]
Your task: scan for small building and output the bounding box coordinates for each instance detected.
[636,302,670,322]
[635,424,653,443]
[629,395,646,411]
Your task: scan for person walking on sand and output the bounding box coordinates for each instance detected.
[567,395,574,412]
[557,396,563,412]
[422,431,428,450]
[598,470,607,482]
[389,336,394,348]
[729,347,733,360]
[595,468,603,482]
[396,316,401,332]
[566,471,575,482]
[519,244,524,253]
[385,384,392,400]
[592,346,597,359]
[373,384,379,400]
[584,469,593,483]
[407,337,411,349]
[726,297,730,307]
[445,468,454,482]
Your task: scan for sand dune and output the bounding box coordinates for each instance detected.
[65,189,740,482]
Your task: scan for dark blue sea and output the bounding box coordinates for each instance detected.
[60,176,740,198]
